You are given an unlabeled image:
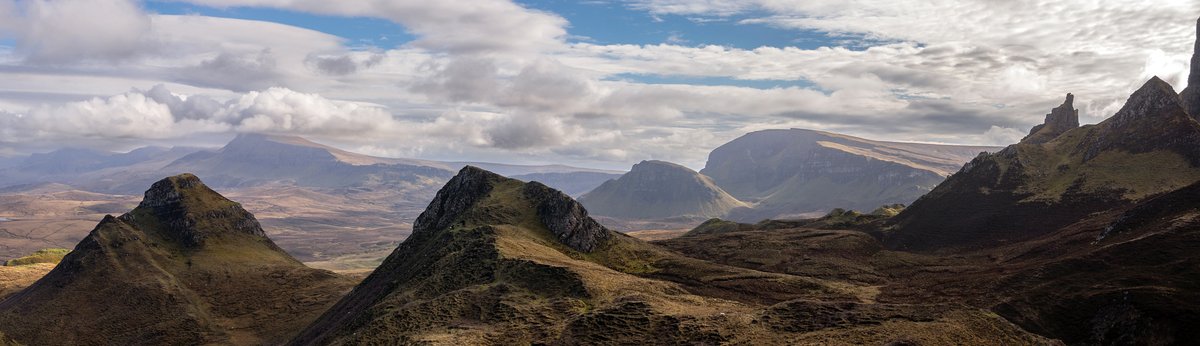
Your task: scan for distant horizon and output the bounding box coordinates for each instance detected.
[0,127,1010,172]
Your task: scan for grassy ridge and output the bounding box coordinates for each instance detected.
[4,249,69,266]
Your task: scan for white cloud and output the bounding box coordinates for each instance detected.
[168,0,568,54]
[2,0,152,63]
[1,0,1199,169]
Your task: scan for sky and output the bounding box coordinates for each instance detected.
[0,0,1197,170]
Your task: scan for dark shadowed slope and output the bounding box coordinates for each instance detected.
[579,160,747,219]
[0,174,355,345]
[888,79,1200,252]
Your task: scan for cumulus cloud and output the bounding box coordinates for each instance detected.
[0,85,397,144]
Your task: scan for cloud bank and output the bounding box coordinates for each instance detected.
[0,0,1197,169]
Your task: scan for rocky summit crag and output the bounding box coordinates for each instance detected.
[0,174,354,346]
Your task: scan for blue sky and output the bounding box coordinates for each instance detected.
[146,0,831,50]
[141,0,834,91]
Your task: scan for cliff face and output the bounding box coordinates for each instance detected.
[701,129,996,220]
[1180,18,1200,118]
[578,160,747,219]
[888,77,1200,252]
[0,174,353,346]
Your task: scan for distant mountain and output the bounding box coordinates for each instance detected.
[579,160,747,219]
[701,129,999,221]
[163,134,455,189]
[888,78,1200,251]
[511,171,621,196]
[0,174,354,345]
[455,161,622,176]
[0,146,201,190]
[290,167,1047,344]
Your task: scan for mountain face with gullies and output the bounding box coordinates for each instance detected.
[578,160,747,219]
[700,129,1000,221]
[290,166,1051,345]
[0,174,355,345]
[887,77,1200,252]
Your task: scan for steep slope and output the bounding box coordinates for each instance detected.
[1181,18,1200,118]
[293,167,1051,345]
[888,78,1200,251]
[579,160,747,219]
[701,129,998,220]
[0,174,355,345]
[164,133,454,189]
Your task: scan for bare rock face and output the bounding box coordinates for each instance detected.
[524,181,610,252]
[411,166,498,234]
[412,166,612,252]
[1180,17,1200,118]
[1023,93,1079,144]
[126,173,266,248]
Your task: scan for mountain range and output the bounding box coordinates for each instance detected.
[3,15,1200,346]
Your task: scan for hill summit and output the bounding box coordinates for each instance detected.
[0,174,353,345]
[579,160,747,219]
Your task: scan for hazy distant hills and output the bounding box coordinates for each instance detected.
[579,129,998,222]
[0,146,202,192]
[703,129,999,221]
[163,134,455,190]
[0,133,619,196]
[579,160,746,219]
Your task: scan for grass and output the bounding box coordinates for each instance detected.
[4,248,69,266]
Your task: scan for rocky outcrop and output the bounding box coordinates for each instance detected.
[412,166,498,234]
[1181,17,1200,118]
[524,181,610,252]
[888,76,1200,252]
[1023,93,1079,144]
[125,173,266,248]
[579,160,747,220]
